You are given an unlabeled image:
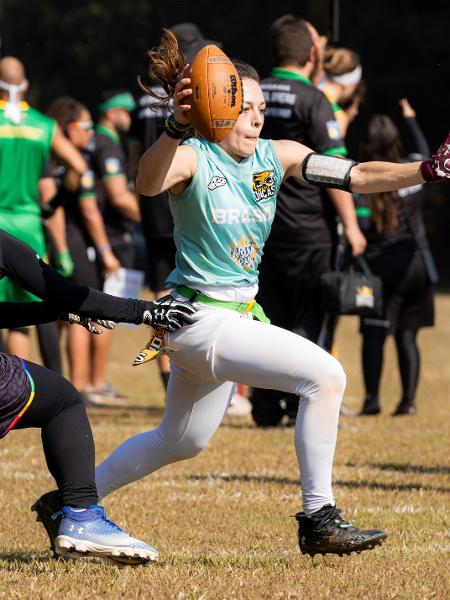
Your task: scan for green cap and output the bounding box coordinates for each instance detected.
[98,92,136,113]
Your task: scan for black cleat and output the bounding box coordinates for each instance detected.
[31,490,62,556]
[392,402,416,416]
[295,504,387,556]
[359,395,381,416]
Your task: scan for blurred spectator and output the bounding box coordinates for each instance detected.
[319,47,364,138]
[0,56,85,362]
[133,23,222,393]
[85,89,141,404]
[44,96,121,395]
[250,15,365,427]
[355,99,436,416]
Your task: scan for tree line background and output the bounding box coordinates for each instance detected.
[1,0,450,279]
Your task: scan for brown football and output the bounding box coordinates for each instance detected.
[187,45,242,143]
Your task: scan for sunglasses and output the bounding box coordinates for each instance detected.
[68,121,94,131]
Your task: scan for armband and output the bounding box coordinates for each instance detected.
[302,152,358,191]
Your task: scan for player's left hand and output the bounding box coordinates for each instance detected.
[420,131,450,182]
[60,313,116,334]
[142,294,197,332]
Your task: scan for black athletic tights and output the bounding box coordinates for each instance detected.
[14,360,97,508]
[362,329,420,405]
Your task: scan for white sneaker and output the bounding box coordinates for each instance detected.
[226,393,252,417]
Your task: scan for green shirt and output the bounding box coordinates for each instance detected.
[0,102,56,215]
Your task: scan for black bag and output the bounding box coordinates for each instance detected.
[320,256,383,317]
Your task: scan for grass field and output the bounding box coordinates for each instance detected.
[0,294,449,599]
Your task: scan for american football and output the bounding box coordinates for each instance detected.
[187,45,242,143]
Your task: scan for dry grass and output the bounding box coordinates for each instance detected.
[0,295,449,599]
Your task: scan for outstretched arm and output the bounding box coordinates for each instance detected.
[274,131,450,193]
[0,230,196,330]
[350,161,424,193]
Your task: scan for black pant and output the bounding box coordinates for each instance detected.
[251,246,335,426]
[14,361,97,508]
[362,328,420,406]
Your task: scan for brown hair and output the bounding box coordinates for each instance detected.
[233,60,259,83]
[360,114,405,233]
[139,31,260,108]
[270,15,312,67]
[47,96,86,133]
[138,29,187,103]
[324,47,360,77]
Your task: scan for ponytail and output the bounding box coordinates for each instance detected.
[138,30,187,103]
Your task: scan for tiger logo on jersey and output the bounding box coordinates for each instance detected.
[252,170,275,202]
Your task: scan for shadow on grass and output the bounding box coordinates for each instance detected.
[369,463,450,475]
[335,479,450,494]
[187,473,450,494]
[0,551,51,565]
[86,405,164,419]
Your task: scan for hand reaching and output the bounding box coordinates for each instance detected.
[141,294,197,332]
[399,98,416,119]
[60,313,116,334]
[420,131,450,182]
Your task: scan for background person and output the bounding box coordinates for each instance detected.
[250,15,366,427]
[90,89,142,403]
[356,99,436,416]
[132,22,219,392]
[44,96,122,395]
[319,47,363,138]
[0,56,86,362]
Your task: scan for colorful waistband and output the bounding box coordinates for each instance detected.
[3,359,35,436]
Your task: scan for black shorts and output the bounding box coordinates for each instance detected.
[67,226,103,290]
[361,251,434,334]
[143,237,176,292]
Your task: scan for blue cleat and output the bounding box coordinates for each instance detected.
[54,505,158,564]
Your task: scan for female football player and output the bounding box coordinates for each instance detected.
[89,32,449,557]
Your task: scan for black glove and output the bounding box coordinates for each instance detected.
[60,312,116,334]
[142,294,197,332]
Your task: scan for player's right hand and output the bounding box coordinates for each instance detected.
[173,64,192,125]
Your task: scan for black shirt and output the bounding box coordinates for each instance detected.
[356,117,430,259]
[92,125,134,240]
[43,149,97,236]
[131,89,174,238]
[261,68,346,248]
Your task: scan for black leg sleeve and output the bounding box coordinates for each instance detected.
[36,322,62,374]
[395,329,420,405]
[14,361,97,508]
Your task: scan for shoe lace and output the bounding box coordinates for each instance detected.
[313,505,354,530]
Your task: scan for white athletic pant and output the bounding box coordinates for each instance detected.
[96,303,346,515]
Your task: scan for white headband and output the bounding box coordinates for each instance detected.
[0,79,27,124]
[330,65,362,86]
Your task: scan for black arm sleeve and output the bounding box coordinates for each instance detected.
[0,301,61,328]
[0,231,146,326]
[404,116,430,159]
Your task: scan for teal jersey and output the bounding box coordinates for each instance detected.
[166,137,283,288]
